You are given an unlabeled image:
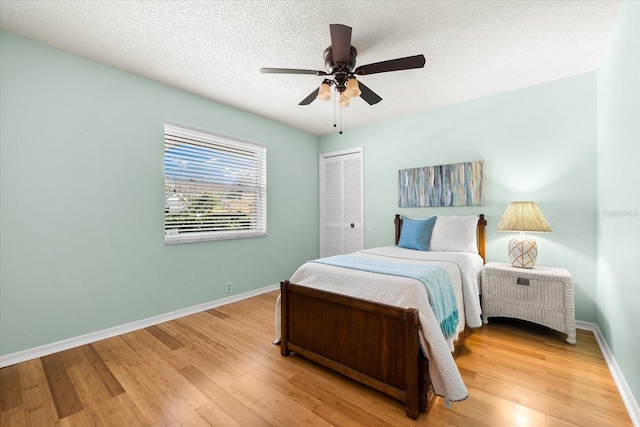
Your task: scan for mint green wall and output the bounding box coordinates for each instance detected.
[2,8,637,410]
[319,73,598,323]
[0,31,319,356]
[597,0,639,406]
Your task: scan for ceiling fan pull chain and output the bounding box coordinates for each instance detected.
[333,92,337,130]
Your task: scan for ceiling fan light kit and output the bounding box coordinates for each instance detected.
[260,23,426,130]
[339,92,351,107]
[317,80,332,101]
[344,77,361,99]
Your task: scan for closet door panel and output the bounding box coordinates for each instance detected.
[320,149,363,257]
[343,156,363,254]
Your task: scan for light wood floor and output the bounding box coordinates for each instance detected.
[0,290,632,426]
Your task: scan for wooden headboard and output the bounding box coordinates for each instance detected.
[393,214,487,263]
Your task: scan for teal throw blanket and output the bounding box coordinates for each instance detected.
[309,255,459,339]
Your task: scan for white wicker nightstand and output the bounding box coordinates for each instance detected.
[481,262,576,344]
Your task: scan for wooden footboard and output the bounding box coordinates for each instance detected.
[280,280,428,419]
[279,214,483,419]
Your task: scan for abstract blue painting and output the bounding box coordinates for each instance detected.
[398,160,485,207]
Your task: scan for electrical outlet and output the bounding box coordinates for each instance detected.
[226,282,232,293]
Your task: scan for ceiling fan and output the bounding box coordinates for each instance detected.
[260,24,426,107]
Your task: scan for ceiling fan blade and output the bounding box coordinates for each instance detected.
[330,24,352,66]
[299,88,320,105]
[358,81,382,105]
[353,54,426,76]
[261,67,326,76]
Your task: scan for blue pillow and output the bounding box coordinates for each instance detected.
[397,216,437,251]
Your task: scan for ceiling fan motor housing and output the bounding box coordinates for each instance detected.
[323,46,357,92]
[323,45,358,73]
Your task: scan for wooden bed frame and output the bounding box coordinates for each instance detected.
[280,214,486,419]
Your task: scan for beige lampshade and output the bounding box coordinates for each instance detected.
[339,92,351,107]
[316,82,331,101]
[496,202,552,233]
[344,77,361,98]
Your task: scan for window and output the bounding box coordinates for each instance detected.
[164,123,266,244]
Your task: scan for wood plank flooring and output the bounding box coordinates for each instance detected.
[0,290,632,426]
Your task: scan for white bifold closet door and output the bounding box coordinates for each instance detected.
[319,148,364,257]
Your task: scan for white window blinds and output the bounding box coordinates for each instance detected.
[164,124,266,244]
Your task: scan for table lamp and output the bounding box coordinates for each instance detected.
[496,201,552,268]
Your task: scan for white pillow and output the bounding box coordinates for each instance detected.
[430,216,478,253]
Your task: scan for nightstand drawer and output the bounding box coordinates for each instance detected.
[482,272,565,310]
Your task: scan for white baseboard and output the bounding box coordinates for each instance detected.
[0,284,280,368]
[576,320,640,426]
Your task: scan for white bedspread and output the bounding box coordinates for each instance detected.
[274,246,484,403]
[361,246,484,328]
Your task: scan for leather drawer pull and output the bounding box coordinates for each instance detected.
[517,278,530,286]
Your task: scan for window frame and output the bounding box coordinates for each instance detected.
[164,123,267,244]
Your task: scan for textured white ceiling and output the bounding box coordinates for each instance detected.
[0,1,621,135]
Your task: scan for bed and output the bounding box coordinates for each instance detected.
[276,214,486,419]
